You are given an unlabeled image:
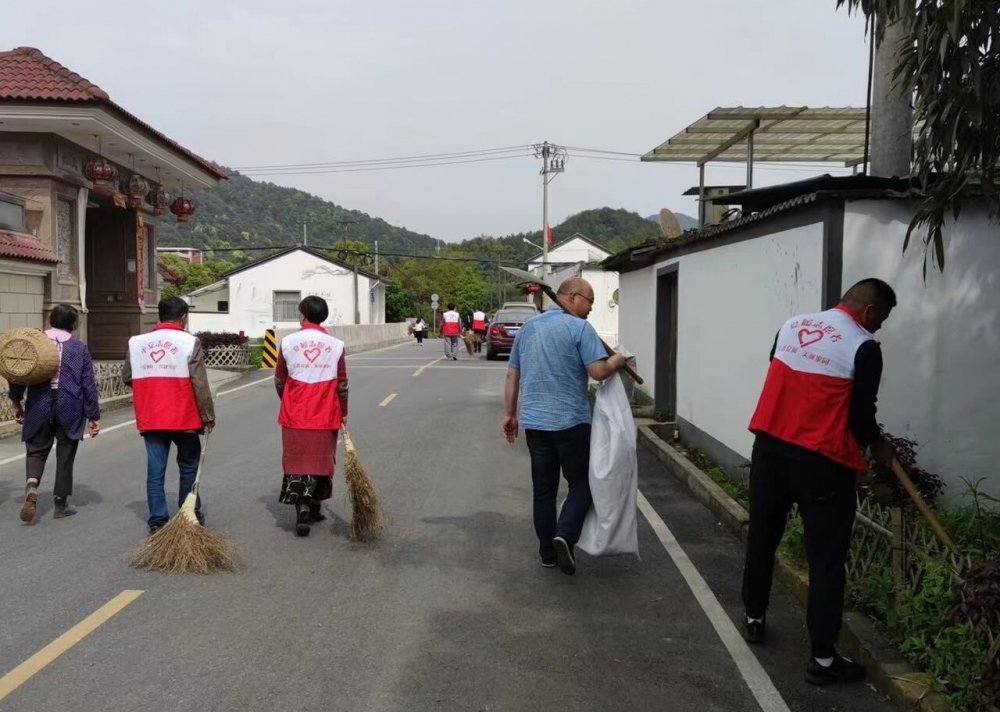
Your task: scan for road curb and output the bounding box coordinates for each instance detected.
[637,425,951,712]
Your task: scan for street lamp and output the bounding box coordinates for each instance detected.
[522,237,543,250]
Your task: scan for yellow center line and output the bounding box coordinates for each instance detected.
[0,589,144,702]
[379,393,397,407]
[413,356,445,377]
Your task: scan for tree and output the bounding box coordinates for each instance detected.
[158,253,234,299]
[838,1,1000,271]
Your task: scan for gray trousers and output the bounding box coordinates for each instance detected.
[443,335,459,359]
[26,409,78,499]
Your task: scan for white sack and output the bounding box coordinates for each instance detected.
[576,371,639,557]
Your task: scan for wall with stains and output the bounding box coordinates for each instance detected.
[619,221,825,459]
[843,200,1000,501]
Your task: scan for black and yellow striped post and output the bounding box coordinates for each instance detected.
[262,329,278,369]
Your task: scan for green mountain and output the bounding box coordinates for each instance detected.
[154,172,439,262]
[154,171,678,264]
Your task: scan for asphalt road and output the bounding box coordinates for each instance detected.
[0,341,896,712]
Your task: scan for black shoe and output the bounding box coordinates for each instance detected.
[195,511,205,527]
[149,522,166,535]
[20,483,38,523]
[805,653,866,686]
[309,506,327,523]
[743,616,766,644]
[295,505,311,537]
[53,498,77,519]
[553,537,576,576]
[540,553,557,568]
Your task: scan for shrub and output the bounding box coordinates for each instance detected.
[195,331,249,348]
[248,345,263,368]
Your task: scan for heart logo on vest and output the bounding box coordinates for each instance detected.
[797,329,824,348]
[303,348,321,363]
[150,349,166,363]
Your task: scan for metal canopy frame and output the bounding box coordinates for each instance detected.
[643,106,870,227]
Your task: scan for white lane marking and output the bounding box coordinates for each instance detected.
[412,357,445,377]
[379,393,397,407]
[0,375,275,468]
[637,490,791,712]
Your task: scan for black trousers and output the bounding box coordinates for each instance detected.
[741,437,857,658]
[525,424,592,559]
[415,331,424,344]
[25,400,79,499]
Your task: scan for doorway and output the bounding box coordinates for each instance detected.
[654,266,678,418]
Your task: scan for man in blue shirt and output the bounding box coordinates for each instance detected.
[502,276,627,575]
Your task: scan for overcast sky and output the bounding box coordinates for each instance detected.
[3,0,870,242]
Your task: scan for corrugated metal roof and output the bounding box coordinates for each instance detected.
[642,106,870,166]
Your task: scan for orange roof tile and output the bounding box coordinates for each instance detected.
[0,229,60,263]
[0,47,226,180]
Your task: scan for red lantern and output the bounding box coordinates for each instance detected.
[146,186,171,216]
[170,196,196,223]
[124,173,149,209]
[85,158,117,194]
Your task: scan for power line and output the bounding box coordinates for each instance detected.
[237,152,532,177]
[233,145,532,171]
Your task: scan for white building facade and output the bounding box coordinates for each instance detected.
[186,246,385,338]
[529,233,619,346]
[608,178,1000,502]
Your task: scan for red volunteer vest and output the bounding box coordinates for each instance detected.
[748,306,874,470]
[441,310,461,336]
[128,323,203,432]
[472,311,486,330]
[278,326,345,430]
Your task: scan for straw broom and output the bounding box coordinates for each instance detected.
[342,428,384,542]
[461,331,475,356]
[128,434,238,574]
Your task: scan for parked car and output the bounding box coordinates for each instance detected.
[486,309,532,360]
[501,301,538,314]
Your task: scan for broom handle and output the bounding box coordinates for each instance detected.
[890,457,960,557]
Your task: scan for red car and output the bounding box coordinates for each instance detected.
[485,309,532,360]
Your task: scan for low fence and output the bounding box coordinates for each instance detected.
[204,344,250,369]
[0,362,130,422]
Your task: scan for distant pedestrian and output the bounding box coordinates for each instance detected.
[502,276,627,575]
[743,278,897,686]
[441,302,461,361]
[124,297,215,534]
[274,296,349,537]
[413,317,427,345]
[472,308,487,353]
[11,304,100,523]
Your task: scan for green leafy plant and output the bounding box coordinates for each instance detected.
[836,0,1000,273]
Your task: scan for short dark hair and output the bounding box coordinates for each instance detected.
[447,302,456,311]
[49,303,78,331]
[158,296,189,322]
[298,295,328,324]
[842,278,897,312]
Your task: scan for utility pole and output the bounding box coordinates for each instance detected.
[534,141,566,306]
[302,221,308,246]
[374,240,379,275]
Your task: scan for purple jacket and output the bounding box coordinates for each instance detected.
[8,337,100,442]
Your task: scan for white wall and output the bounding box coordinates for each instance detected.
[618,223,825,457]
[188,284,228,313]
[843,200,1000,501]
[187,249,383,338]
[582,267,619,346]
[618,266,657,394]
[528,236,610,273]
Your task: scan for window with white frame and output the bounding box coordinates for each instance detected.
[273,291,301,321]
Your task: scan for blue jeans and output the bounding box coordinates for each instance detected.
[525,424,592,560]
[143,431,202,527]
